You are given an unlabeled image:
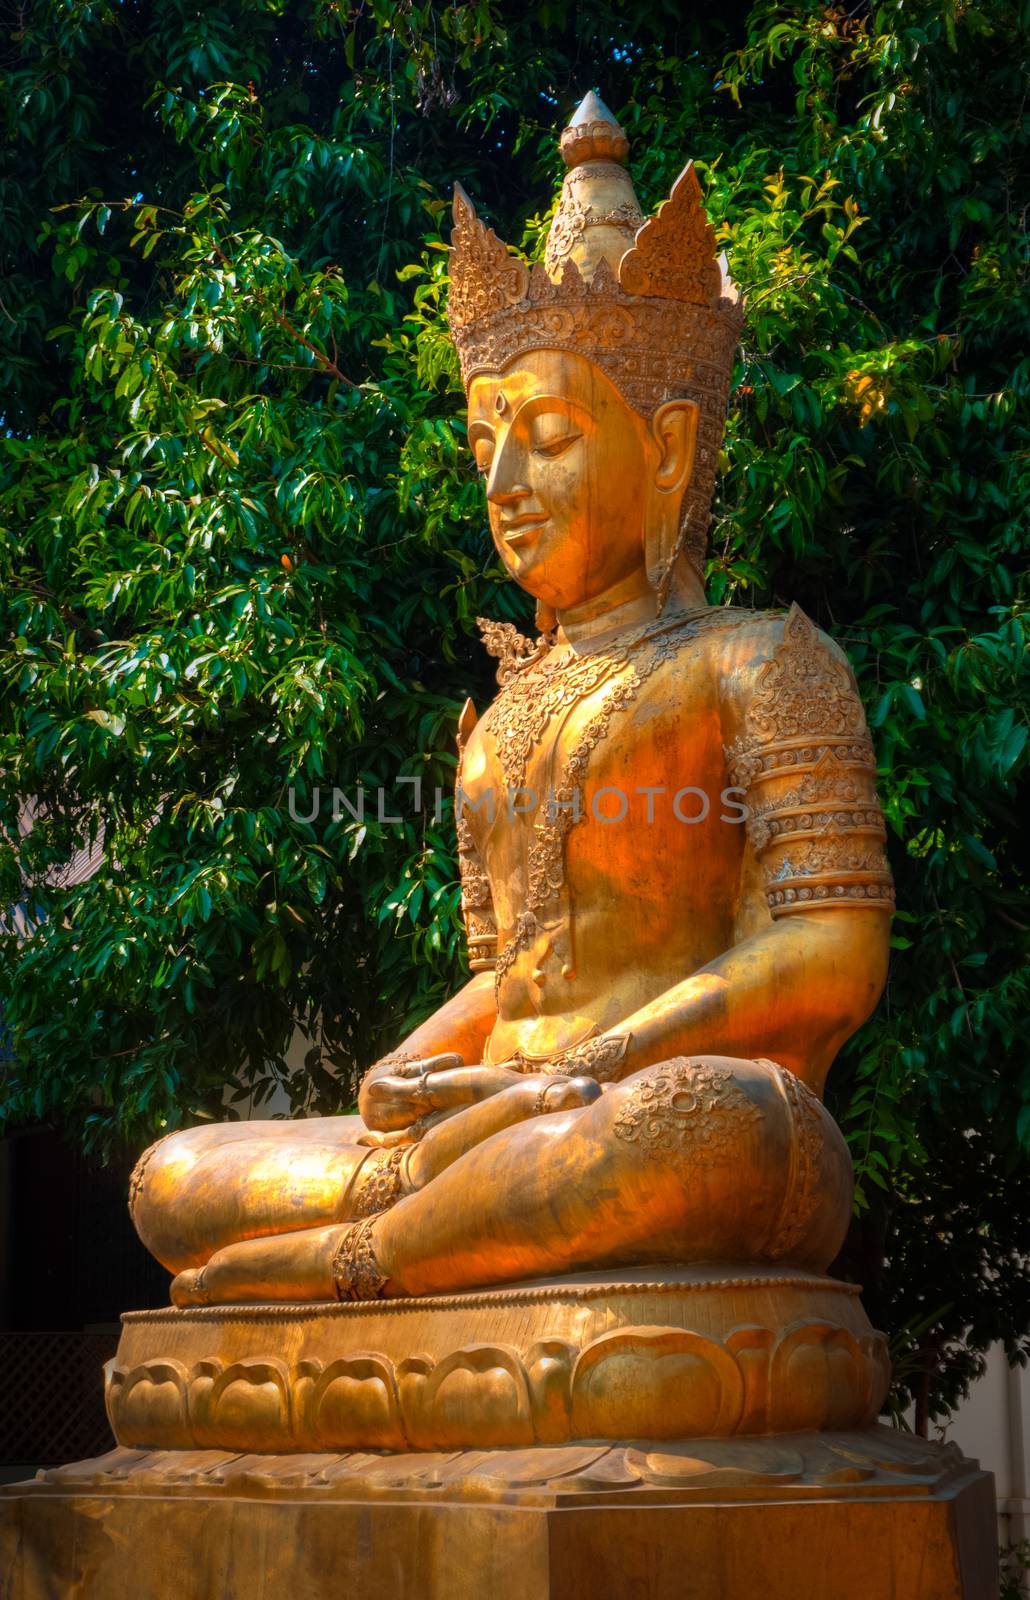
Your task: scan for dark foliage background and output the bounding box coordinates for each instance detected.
[1,0,1027,1422]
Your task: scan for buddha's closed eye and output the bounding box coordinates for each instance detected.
[532,432,581,459]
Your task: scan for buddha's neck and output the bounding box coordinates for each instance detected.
[556,561,707,647]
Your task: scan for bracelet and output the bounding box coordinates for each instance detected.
[409,1072,435,1116]
[347,1145,413,1218]
[358,1051,420,1103]
[188,1265,212,1306]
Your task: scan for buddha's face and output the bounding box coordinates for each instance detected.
[467,350,694,612]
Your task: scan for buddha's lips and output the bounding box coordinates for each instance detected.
[499,513,549,545]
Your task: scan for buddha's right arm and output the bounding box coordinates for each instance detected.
[357,970,497,1125]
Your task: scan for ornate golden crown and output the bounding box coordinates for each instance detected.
[446,90,743,573]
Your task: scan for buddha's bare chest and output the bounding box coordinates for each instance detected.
[460,622,753,1055]
[461,618,745,927]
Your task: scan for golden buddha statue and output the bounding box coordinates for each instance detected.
[128,92,893,1319]
[5,96,995,1600]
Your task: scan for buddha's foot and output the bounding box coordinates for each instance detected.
[171,1223,348,1307]
[169,1214,404,1307]
[169,1216,395,1309]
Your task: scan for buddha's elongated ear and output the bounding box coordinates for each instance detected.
[651,398,699,493]
[645,399,700,599]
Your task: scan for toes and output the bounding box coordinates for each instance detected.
[531,1075,603,1113]
[170,1267,209,1307]
[566,1075,603,1105]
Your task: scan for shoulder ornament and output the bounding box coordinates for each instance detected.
[725,606,895,918]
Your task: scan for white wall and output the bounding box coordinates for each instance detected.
[949,1344,1030,1557]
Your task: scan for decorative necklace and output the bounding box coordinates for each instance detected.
[481,606,727,791]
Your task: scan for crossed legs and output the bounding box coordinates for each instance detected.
[161,1057,852,1306]
[133,1074,600,1281]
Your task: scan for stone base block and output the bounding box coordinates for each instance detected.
[104,1266,890,1450]
[0,1430,998,1598]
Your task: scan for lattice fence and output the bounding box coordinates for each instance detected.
[0,1333,117,1466]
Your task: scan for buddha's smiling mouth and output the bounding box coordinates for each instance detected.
[499,512,550,545]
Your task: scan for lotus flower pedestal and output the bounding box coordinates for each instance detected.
[0,1267,997,1598]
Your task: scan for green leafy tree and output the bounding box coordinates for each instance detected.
[1,0,1027,1423]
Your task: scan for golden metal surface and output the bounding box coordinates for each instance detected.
[103,1268,888,1451]
[21,1423,988,1500]
[0,1429,998,1600]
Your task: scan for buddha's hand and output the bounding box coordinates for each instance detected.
[359,1056,523,1134]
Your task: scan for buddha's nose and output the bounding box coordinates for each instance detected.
[487,475,531,507]
[486,442,532,506]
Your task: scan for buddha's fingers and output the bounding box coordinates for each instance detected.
[364,1062,525,1133]
[407,1073,601,1188]
[392,1052,464,1079]
[170,1224,344,1307]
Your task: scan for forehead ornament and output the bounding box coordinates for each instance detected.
[446,89,743,592]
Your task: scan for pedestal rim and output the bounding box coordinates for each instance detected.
[122,1264,862,1324]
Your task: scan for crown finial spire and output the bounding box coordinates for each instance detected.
[546,90,640,281]
[559,90,630,169]
[570,88,616,125]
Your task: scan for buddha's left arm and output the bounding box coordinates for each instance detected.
[607,906,890,1095]
[592,606,894,1097]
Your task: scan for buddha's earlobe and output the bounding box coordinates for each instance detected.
[650,399,699,494]
[645,399,700,607]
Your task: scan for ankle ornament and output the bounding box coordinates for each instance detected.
[331,1216,389,1301]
